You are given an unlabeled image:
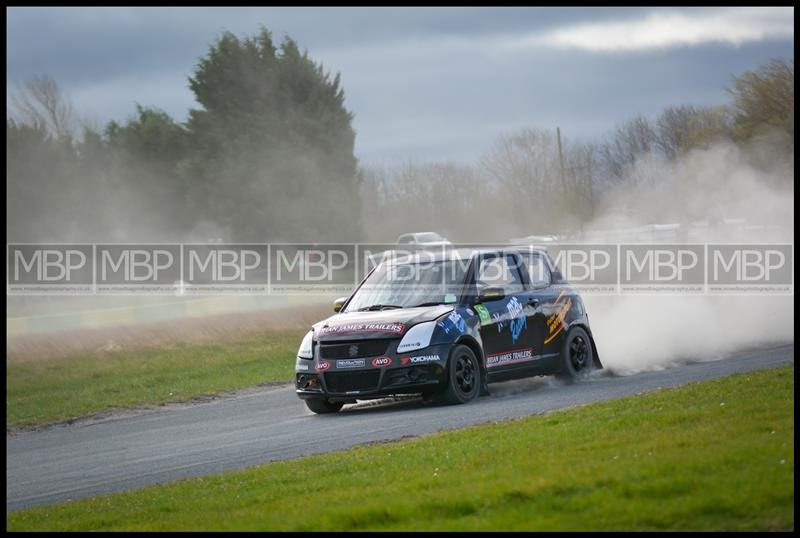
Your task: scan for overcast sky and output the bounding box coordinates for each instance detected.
[6,6,794,165]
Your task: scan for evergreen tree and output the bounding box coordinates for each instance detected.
[184,28,361,241]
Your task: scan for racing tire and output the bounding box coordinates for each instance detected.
[436,344,481,405]
[556,326,594,383]
[305,398,345,414]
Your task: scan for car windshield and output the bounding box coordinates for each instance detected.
[415,232,444,242]
[345,259,468,311]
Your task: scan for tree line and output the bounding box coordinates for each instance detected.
[6,26,793,244]
[361,57,793,241]
[7,28,361,243]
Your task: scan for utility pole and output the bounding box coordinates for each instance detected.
[556,127,567,196]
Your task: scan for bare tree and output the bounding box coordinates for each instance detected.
[656,106,699,161]
[656,105,731,160]
[9,74,77,139]
[599,115,658,189]
[479,128,562,225]
[727,57,794,144]
[479,128,609,234]
[357,161,496,241]
[565,141,599,222]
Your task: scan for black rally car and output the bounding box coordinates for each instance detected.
[295,247,601,413]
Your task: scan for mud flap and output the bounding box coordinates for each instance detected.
[590,336,603,370]
[479,366,491,396]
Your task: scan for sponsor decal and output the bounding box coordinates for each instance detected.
[403,354,440,364]
[437,310,467,334]
[492,312,505,332]
[465,307,475,316]
[318,323,405,336]
[475,304,492,325]
[439,310,467,335]
[336,358,366,369]
[316,360,331,372]
[371,356,392,368]
[507,296,527,344]
[544,292,572,345]
[473,304,491,324]
[296,362,310,371]
[449,310,466,332]
[399,341,423,351]
[485,347,535,368]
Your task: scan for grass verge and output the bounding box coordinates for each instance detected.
[6,329,305,428]
[7,365,794,531]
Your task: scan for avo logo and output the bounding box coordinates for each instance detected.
[316,360,331,372]
[371,356,392,368]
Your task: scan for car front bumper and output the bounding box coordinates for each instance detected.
[294,343,451,401]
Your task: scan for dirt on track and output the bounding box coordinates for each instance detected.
[7,303,331,363]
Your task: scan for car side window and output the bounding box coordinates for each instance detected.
[525,254,552,288]
[477,254,525,294]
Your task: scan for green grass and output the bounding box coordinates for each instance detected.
[7,365,794,531]
[6,329,306,428]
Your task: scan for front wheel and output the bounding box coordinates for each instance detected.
[556,326,594,382]
[304,398,344,414]
[436,344,481,405]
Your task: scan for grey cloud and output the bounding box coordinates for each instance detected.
[6,7,794,164]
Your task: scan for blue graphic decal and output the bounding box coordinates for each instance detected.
[448,310,467,333]
[438,309,467,335]
[507,296,527,344]
[492,313,505,333]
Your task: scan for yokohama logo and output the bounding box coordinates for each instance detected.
[407,354,440,364]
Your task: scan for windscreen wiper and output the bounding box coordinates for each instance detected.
[411,301,445,308]
[357,304,404,311]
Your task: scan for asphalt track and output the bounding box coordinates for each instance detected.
[6,343,794,511]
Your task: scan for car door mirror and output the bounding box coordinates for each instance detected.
[333,297,347,312]
[477,287,505,304]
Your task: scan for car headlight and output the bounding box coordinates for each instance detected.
[397,321,436,353]
[297,330,314,359]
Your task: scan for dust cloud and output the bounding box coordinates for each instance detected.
[580,137,793,374]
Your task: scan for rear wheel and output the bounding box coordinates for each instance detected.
[436,344,481,405]
[304,398,344,414]
[556,326,594,382]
